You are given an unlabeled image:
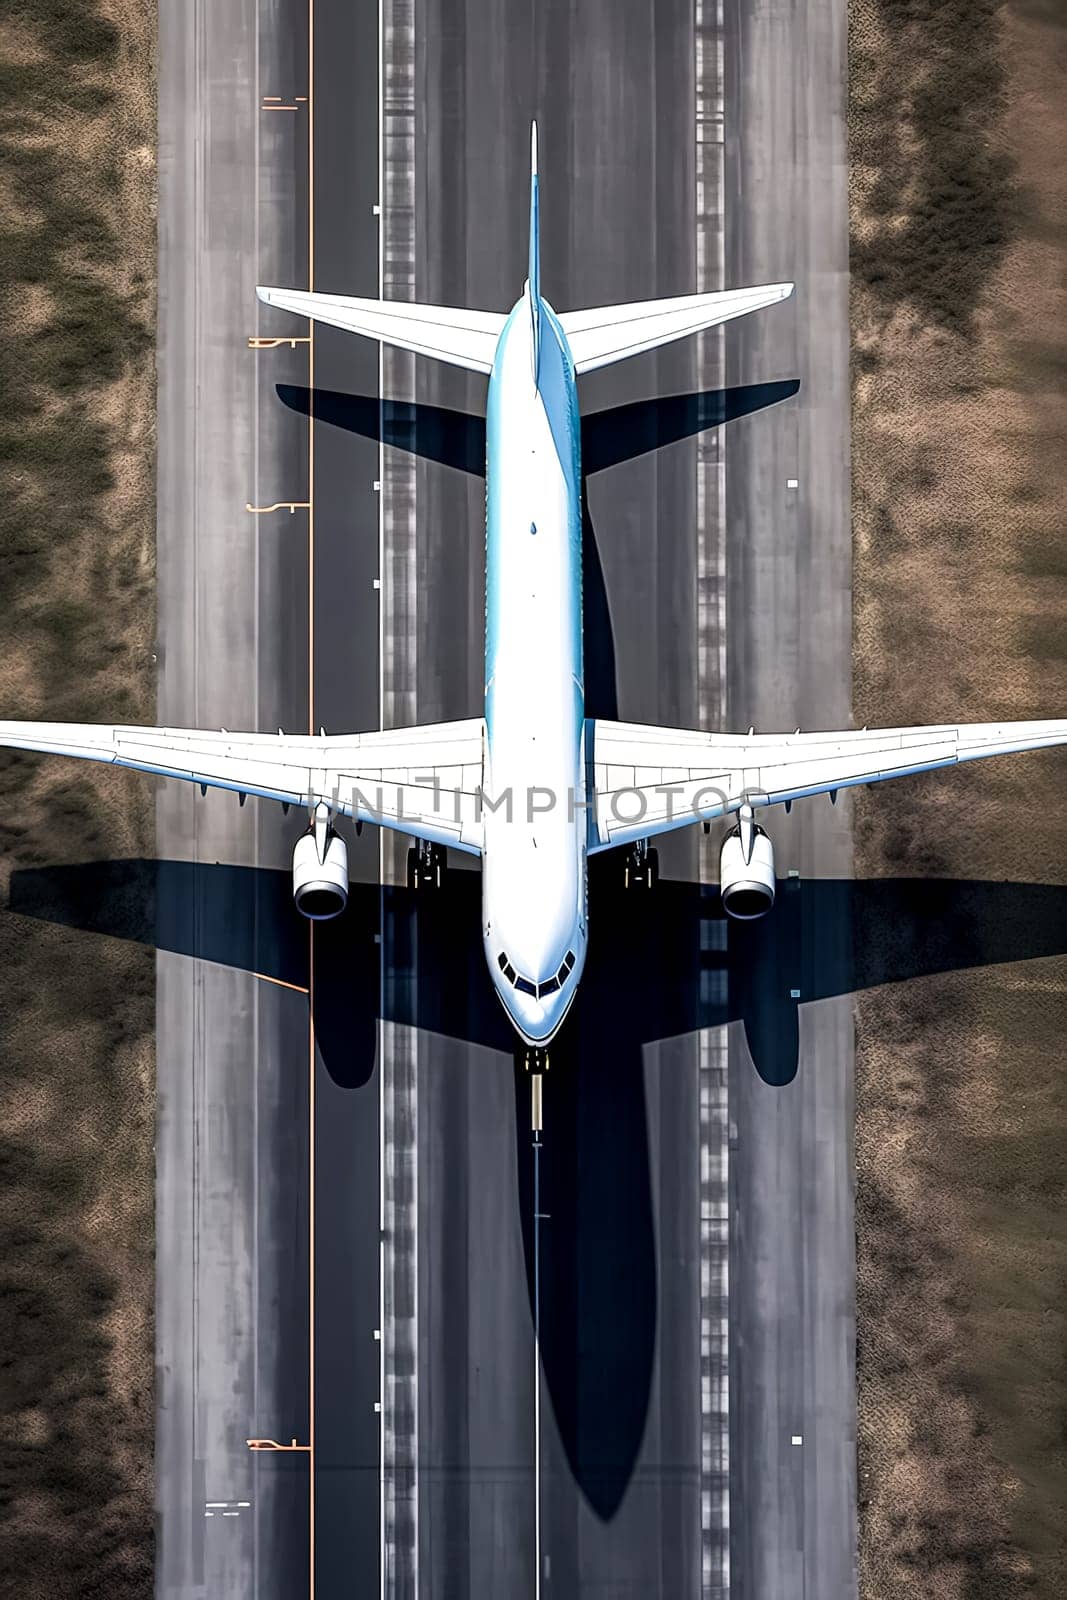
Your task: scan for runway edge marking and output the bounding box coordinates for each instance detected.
[696,3,731,1596]
[379,0,419,1595]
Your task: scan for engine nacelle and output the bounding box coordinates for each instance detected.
[719,821,775,919]
[292,823,348,920]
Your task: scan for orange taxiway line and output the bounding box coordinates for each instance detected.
[248,335,312,350]
[253,971,310,996]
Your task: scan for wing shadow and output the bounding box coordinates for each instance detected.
[272,380,798,729]
[275,380,800,478]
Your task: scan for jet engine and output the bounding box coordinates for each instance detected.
[719,805,775,919]
[292,803,348,920]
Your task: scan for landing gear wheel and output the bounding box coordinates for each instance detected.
[407,840,446,890]
[518,1047,549,1135]
[623,840,659,890]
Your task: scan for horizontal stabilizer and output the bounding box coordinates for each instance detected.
[256,286,506,374]
[559,282,793,374]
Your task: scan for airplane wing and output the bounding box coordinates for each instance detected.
[256,286,506,375]
[589,718,1067,851]
[0,718,486,854]
[558,282,794,375]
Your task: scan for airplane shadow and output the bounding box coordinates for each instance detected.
[275,378,800,480]
[8,857,1066,1519]
[11,314,1036,1528]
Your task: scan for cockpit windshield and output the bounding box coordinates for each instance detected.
[497,948,576,999]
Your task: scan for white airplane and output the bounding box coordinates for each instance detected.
[2,125,1064,1058]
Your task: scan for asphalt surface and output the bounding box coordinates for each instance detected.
[153,2,854,1598]
[156,4,313,1595]
[722,0,857,1595]
[156,2,382,1595]
[305,3,382,1591]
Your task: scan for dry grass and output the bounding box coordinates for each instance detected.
[851,0,1067,1596]
[0,3,156,1595]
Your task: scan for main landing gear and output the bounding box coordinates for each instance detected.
[407,838,446,890]
[623,838,659,889]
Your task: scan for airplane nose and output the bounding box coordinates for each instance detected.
[487,938,583,1046]
[509,990,547,1039]
[502,977,568,1045]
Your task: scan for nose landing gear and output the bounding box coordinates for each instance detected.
[519,1046,549,1134]
[407,838,446,890]
[623,838,659,889]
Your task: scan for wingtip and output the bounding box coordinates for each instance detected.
[530,120,538,177]
[255,285,274,305]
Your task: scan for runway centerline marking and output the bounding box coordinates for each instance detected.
[533,1117,543,1600]
[307,4,317,1597]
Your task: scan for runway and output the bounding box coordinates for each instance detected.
[152,2,854,1597]
[410,3,718,1594]
[156,2,383,1594]
[722,0,856,1597]
[155,5,311,1597]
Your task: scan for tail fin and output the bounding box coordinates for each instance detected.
[527,121,541,381]
[528,121,540,305]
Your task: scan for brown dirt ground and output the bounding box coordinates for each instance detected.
[851,0,1067,1595]
[0,3,156,1596]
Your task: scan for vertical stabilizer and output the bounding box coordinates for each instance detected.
[527,121,541,382]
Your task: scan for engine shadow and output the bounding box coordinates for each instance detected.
[276,379,800,479]
[8,858,1066,1519]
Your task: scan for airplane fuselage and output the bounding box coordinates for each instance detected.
[482,294,588,1044]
